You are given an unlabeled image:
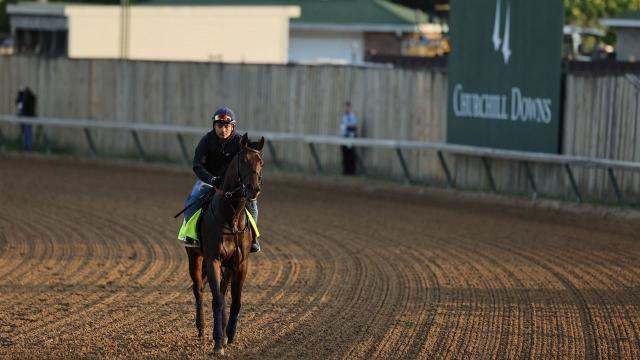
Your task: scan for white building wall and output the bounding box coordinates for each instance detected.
[615,28,640,62]
[289,28,364,64]
[65,7,120,58]
[64,5,300,63]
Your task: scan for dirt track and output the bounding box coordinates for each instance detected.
[0,155,639,359]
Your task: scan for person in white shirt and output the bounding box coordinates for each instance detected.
[339,101,358,175]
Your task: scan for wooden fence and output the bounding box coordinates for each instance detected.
[1,55,639,203]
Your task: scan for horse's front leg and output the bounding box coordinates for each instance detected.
[227,261,248,344]
[220,267,232,346]
[206,258,226,355]
[186,249,204,338]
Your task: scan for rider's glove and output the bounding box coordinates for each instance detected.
[210,176,222,187]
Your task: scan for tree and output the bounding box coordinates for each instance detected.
[391,0,640,25]
[389,0,450,17]
[565,0,640,26]
[1,0,18,35]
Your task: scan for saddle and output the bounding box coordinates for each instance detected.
[177,189,259,247]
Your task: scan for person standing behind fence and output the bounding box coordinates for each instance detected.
[340,101,358,175]
[15,87,36,152]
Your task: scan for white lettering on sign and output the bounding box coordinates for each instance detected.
[510,88,552,123]
[452,84,552,124]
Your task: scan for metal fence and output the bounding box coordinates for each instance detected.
[3,114,639,206]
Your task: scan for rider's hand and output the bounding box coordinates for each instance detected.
[210,176,222,188]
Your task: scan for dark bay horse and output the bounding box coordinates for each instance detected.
[185,133,264,356]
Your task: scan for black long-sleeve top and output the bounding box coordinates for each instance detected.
[192,130,242,184]
[15,88,37,117]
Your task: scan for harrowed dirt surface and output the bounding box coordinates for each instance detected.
[1,155,639,359]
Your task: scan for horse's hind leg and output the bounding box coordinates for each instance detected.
[187,249,205,338]
[227,265,247,344]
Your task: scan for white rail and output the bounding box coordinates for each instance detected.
[1,114,636,205]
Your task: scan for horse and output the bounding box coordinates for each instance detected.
[185,133,264,356]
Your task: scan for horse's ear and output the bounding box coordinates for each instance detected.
[256,137,265,151]
[240,133,248,148]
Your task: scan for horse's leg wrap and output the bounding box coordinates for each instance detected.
[226,314,239,342]
[195,300,204,334]
[212,306,223,341]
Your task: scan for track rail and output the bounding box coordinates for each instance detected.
[1,114,637,204]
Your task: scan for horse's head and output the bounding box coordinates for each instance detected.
[233,133,264,200]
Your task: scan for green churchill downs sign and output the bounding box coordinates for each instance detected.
[447,0,564,153]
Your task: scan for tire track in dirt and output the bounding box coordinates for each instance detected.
[241,226,361,359]
[334,228,443,359]
[583,249,640,358]
[243,226,328,339]
[0,207,90,339]
[492,237,640,359]
[0,211,57,283]
[326,219,440,360]
[0,213,29,281]
[5,200,179,343]
[484,234,613,358]
[349,209,503,359]
[430,225,591,358]
[440,236,557,359]
[0,208,151,346]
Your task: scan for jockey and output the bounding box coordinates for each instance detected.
[180,106,261,252]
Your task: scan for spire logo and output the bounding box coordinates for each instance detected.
[491,0,511,64]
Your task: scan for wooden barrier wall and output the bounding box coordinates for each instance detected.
[1,55,639,203]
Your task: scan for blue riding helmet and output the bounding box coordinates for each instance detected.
[212,106,236,125]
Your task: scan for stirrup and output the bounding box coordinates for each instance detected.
[182,237,200,248]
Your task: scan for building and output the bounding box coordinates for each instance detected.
[7,0,443,64]
[601,11,640,62]
[144,0,443,64]
[280,0,443,64]
[7,3,300,63]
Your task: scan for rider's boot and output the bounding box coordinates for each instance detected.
[247,199,261,253]
[250,236,261,253]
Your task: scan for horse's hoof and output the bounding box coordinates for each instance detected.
[214,347,225,356]
[222,337,228,346]
[227,337,235,345]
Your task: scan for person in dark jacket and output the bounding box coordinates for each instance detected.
[181,106,260,252]
[15,87,36,152]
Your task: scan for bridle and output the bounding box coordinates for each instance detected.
[223,148,263,200]
[217,147,263,245]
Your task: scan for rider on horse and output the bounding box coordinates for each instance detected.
[180,106,261,252]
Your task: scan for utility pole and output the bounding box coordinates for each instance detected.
[120,0,130,59]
